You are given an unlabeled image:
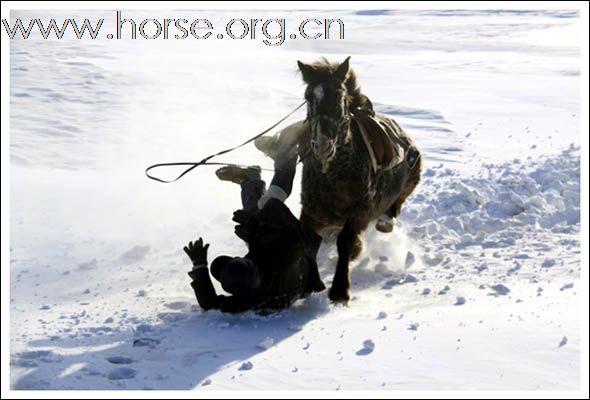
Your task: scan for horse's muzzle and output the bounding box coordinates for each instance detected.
[311,133,336,162]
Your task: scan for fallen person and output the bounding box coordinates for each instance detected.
[184,147,325,313]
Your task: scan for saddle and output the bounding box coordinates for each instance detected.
[351,108,406,174]
[294,108,418,174]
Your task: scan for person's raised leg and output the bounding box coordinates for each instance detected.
[215,165,264,211]
[256,153,298,209]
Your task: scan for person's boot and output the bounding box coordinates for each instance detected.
[215,165,261,184]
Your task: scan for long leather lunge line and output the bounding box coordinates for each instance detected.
[145,101,307,183]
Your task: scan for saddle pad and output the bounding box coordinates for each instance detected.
[352,112,405,173]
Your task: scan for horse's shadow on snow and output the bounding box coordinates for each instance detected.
[12,228,413,390]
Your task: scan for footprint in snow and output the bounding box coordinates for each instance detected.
[356,339,375,356]
[454,297,466,306]
[132,338,160,348]
[560,283,574,291]
[107,367,137,380]
[106,356,133,365]
[239,361,253,371]
[408,323,419,331]
[438,285,450,295]
[489,284,510,296]
[382,274,418,289]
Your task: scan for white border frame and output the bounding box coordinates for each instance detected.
[1,1,588,399]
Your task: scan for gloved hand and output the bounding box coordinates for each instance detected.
[232,209,254,225]
[183,237,209,266]
[232,209,259,242]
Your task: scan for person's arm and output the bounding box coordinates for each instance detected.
[188,271,254,313]
[184,238,255,313]
[232,209,260,244]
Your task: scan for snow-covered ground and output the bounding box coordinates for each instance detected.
[7,8,584,391]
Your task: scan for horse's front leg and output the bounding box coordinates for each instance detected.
[329,219,359,303]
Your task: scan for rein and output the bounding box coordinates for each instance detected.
[145,101,307,183]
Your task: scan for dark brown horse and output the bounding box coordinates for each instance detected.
[296,57,422,303]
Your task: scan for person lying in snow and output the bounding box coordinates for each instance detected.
[184,129,325,313]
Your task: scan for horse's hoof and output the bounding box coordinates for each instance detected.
[375,215,394,233]
[329,286,350,304]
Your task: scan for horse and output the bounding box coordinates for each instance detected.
[296,56,422,303]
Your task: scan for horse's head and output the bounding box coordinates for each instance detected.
[298,57,353,170]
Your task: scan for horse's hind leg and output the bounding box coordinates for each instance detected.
[330,220,361,303]
[351,235,363,260]
[376,154,423,233]
[375,192,411,232]
[375,204,398,233]
[375,188,417,232]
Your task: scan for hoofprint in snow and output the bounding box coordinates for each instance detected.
[9,9,581,390]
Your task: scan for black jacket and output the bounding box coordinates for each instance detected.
[190,198,325,313]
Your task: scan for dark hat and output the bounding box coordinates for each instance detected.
[218,257,263,297]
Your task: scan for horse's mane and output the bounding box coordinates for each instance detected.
[301,58,373,113]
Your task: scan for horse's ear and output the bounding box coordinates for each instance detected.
[334,56,350,82]
[298,60,316,83]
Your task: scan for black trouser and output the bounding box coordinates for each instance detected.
[209,154,298,297]
[240,154,297,211]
